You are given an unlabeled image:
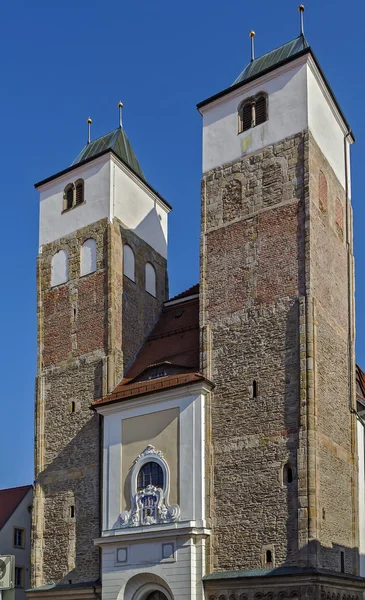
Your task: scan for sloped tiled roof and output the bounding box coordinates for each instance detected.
[232,35,309,86]
[357,364,365,401]
[0,485,32,530]
[168,283,199,302]
[92,292,212,407]
[72,127,145,180]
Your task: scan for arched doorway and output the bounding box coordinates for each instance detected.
[145,592,169,600]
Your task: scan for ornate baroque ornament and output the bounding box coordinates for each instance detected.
[119,445,180,528]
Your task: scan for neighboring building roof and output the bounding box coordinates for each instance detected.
[92,292,211,407]
[0,485,32,530]
[357,364,365,401]
[232,35,308,86]
[72,127,145,181]
[168,283,199,302]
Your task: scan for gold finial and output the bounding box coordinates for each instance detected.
[249,31,256,62]
[118,101,124,128]
[298,4,305,35]
[87,117,92,144]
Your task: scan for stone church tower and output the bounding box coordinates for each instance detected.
[31,123,171,594]
[198,30,364,598]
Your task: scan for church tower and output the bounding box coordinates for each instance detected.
[199,16,365,599]
[30,116,171,596]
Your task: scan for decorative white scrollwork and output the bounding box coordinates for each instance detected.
[118,445,180,528]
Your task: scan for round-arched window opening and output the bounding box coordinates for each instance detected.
[145,592,168,600]
[137,462,163,491]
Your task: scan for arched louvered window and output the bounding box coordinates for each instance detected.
[137,462,164,491]
[63,180,85,212]
[123,244,135,281]
[81,238,97,276]
[255,95,267,125]
[75,179,84,206]
[239,102,253,134]
[64,184,74,211]
[51,250,68,287]
[145,262,156,297]
[238,93,267,134]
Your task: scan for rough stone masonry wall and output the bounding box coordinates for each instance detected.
[308,133,358,573]
[201,132,307,571]
[34,218,110,586]
[33,216,167,587]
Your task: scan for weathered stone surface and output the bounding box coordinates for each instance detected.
[201,130,358,577]
[32,217,167,587]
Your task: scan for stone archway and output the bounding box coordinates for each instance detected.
[120,573,173,600]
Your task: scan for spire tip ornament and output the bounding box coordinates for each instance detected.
[298,5,305,36]
[249,31,256,62]
[86,117,92,144]
[118,101,124,128]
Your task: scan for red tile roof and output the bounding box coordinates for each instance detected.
[92,372,207,406]
[357,364,365,401]
[92,294,207,407]
[0,485,32,530]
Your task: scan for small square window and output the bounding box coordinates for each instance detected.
[15,566,24,588]
[13,528,24,548]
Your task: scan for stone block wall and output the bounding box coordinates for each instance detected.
[32,217,167,587]
[308,133,358,572]
[201,132,306,571]
[201,129,358,575]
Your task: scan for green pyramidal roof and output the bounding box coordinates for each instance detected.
[232,35,309,86]
[72,127,145,180]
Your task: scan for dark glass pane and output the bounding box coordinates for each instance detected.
[255,96,267,125]
[137,462,163,490]
[146,592,168,600]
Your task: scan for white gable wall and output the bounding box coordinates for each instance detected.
[38,154,169,259]
[201,58,308,174]
[39,155,111,248]
[201,55,351,189]
[111,158,168,259]
[307,60,349,188]
[0,488,32,600]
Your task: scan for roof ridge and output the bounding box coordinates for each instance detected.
[0,484,32,493]
[168,283,199,302]
[250,34,306,64]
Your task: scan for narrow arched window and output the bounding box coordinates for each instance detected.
[75,179,84,206]
[51,250,68,287]
[81,238,97,276]
[64,184,74,211]
[238,93,267,134]
[265,550,273,566]
[145,262,156,297]
[283,463,294,485]
[137,462,163,491]
[123,244,135,281]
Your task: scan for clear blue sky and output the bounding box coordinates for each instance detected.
[1,0,364,489]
